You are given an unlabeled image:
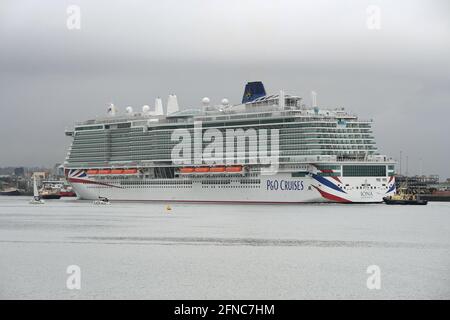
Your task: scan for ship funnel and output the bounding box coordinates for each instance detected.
[167,94,179,115]
[242,81,266,103]
[154,97,164,116]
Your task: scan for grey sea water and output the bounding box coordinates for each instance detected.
[0,196,449,299]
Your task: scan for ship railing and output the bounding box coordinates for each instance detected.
[75,111,372,127]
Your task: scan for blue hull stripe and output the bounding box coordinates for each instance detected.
[311,173,346,194]
[386,184,396,193]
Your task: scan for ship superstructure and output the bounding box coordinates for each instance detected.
[64,82,396,203]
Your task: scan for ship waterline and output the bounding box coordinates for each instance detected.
[64,82,396,203]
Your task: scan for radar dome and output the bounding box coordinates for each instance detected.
[125,106,133,114]
[142,105,150,113]
[221,98,229,106]
[202,97,210,106]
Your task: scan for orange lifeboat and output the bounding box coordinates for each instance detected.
[226,166,242,172]
[180,167,194,173]
[98,169,111,175]
[87,169,98,175]
[210,166,225,173]
[111,169,124,174]
[194,167,210,173]
[123,169,137,174]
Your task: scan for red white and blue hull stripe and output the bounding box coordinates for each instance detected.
[66,169,122,189]
[65,168,396,203]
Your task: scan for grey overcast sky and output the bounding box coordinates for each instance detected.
[0,0,449,178]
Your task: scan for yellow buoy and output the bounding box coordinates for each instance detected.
[165,204,172,212]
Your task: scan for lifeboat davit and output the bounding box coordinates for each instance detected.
[226,166,242,172]
[194,167,210,173]
[210,166,225,172]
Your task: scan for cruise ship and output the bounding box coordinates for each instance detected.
[64,82,396,203]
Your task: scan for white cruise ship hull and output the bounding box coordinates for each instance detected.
[64,82,397,204]
[68,172,396,203]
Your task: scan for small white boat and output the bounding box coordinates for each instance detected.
[93,196,110,205]
[29,178,45,204]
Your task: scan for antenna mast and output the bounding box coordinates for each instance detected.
[311,91,317,107]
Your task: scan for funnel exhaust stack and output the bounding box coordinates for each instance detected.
[167,94,179,115]
[311,91,317,108]
[154,97,164,116]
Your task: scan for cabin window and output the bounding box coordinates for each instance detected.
[75,125,103,131]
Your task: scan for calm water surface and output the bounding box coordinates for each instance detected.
[0,196,449,299]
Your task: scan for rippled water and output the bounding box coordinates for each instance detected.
[0,196,449,299]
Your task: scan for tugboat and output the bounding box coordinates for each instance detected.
[383,185,428,205]
[40,188,61,199]
[39,181,61,199]
[59,184,77,197]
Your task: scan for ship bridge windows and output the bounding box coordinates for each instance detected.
[316,171,340,177]
[342,165,386,177]
[315,165,340,170]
